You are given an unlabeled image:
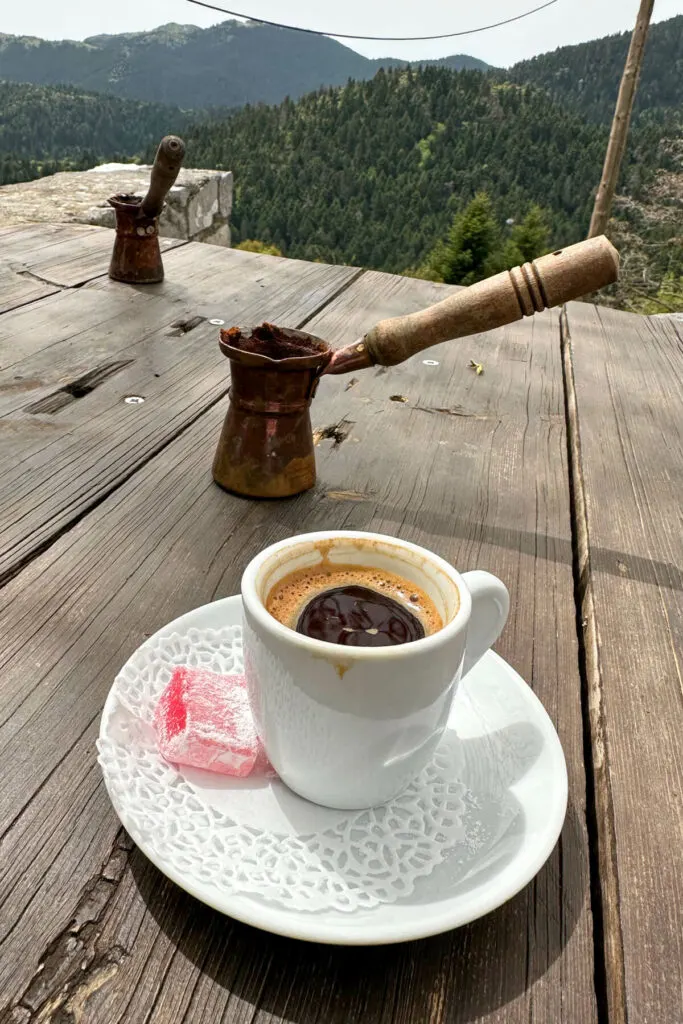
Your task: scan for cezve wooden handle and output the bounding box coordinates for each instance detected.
[141,135,186,219]
[326,236,619,373]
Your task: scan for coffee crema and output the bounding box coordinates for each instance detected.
[265,563,444,648]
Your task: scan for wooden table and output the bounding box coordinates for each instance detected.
[0,224,680,1024]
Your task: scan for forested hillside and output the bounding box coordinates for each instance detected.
[184,67,670,275]
[0,21,488,110]
[1,19,681,310]
[508,14,683,122]
[0,81,189,185]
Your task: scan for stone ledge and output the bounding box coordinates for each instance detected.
[0,164,233,247]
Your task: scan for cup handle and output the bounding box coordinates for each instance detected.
[460,570,510,678]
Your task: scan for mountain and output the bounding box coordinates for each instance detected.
[1,20,680,310]
[507,15,683,122]
[0,21,489,110]
[380,54,492,74]
[1,14,681,120]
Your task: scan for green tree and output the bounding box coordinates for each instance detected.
[234,239,284,257]
[492,204,551,270]
[509,205,550,262]
[426,192,500,285]
[4,61,677,309]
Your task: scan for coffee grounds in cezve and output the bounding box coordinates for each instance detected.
[226,322,328,360]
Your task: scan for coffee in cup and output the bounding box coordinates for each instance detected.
[265,561,445,647]
[241,531,509,809]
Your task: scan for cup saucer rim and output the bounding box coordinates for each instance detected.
[99,592,568,945]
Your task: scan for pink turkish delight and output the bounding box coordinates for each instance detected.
[154,666,272,778]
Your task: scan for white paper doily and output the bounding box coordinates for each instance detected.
[98,596,568,942]
[100,622,487,912]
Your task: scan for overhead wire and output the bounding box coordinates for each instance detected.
[185,0,560,42]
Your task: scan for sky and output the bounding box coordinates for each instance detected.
[1,0,682,67]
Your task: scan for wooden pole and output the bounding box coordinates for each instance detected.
[588,0,656,238]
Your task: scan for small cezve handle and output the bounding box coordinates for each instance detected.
[361,235,619,368]
[141,135,186,219]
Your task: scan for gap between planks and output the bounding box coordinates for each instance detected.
[296,266,366,329]
[0,265,365,592]
[0,238,192,319]
[560,306,626,1024]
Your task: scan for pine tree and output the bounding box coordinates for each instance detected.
[509,205,550,263]
[426,192,500,285]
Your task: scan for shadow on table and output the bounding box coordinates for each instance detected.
[262,721,542,905]
[129,794,589,1022]
[262,486,683,594]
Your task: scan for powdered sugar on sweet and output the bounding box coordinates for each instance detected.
[154,666,274,778]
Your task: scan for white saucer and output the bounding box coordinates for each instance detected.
[98,595,567,945]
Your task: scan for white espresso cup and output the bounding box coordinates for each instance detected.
[241,531,509,809]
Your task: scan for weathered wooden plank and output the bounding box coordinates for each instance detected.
[0,262,61,315]
[564,301,683,1024]
[0,240,359,581]
[0,223,185,292]
[0,223,78,253]
[0,272,593,1021]
[0,238,352,386]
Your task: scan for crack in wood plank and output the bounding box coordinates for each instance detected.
[414,402,499,421]
[560,307,626,1024]
[14,267,96,294]
[167,315,206,337]
[1,831,132,1023]
[26,361,136,415]
[27,957,124,1024]
[15,268,63,290]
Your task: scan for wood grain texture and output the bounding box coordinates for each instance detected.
[0,268,594,1022]
[0,238,359,581]
[0,262,60,315]
[564,301,683,1024]
[0,222,185,292]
